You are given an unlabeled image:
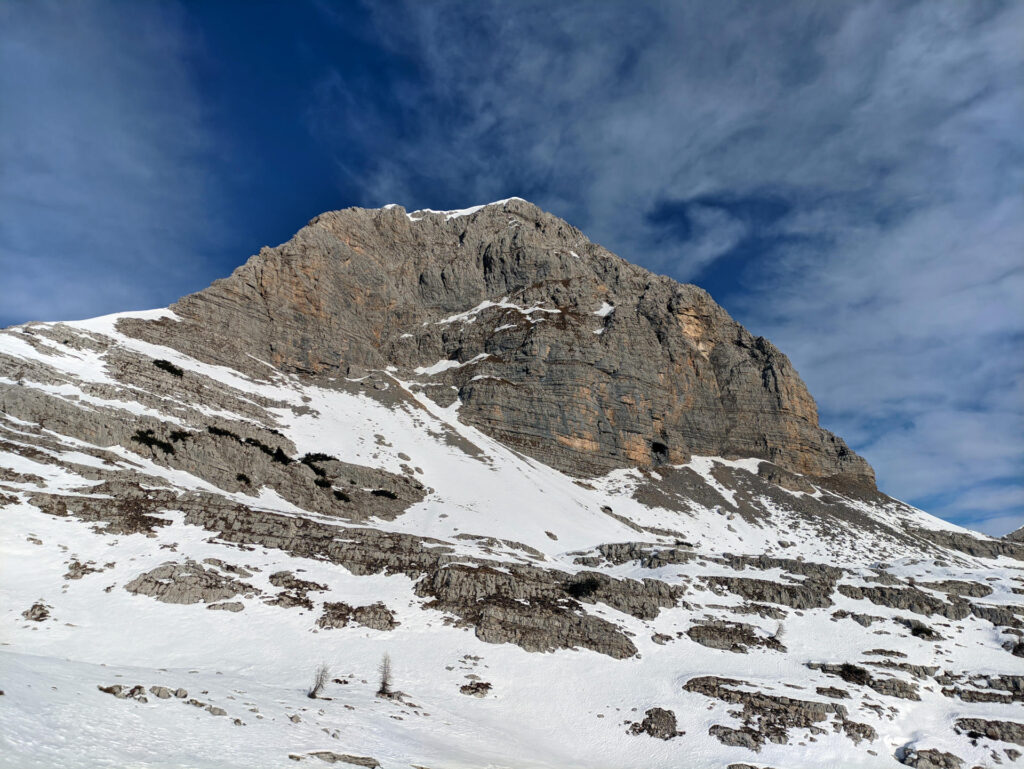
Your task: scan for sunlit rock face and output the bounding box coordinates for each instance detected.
[122,198,873,483]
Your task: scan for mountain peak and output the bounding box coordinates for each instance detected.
[385,195,532,221]
[119,199,873,485]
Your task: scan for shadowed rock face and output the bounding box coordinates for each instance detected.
[121,198,873,484]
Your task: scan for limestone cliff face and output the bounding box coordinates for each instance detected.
[122,198,873,484]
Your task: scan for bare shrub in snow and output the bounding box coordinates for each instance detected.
[377,653,393,698]
[308,663,330,699]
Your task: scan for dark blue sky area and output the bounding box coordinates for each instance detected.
[1,1,1021,535]
[170,1,420,279]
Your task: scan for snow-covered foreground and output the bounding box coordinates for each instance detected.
[1,311,1022,769]
[5,496,1020,769]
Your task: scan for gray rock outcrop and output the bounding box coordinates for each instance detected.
[683,675,877,750]
[629,708,682,739]
[21,601,50,622]
[896,747,964,769]
[317,601,398,631]
[124,560,255,605]
[954,718,1024,746]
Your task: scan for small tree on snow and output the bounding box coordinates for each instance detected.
[308,663,330,699]
[377,653,393,698]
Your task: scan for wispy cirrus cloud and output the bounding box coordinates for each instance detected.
[0,0,218,327]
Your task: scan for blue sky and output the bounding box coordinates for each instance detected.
[1,1,1021,535]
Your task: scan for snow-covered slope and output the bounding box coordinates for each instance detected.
[2,201,1022,769]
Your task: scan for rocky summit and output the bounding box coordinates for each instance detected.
[124,197,870,482]
[0,198,1021,769]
